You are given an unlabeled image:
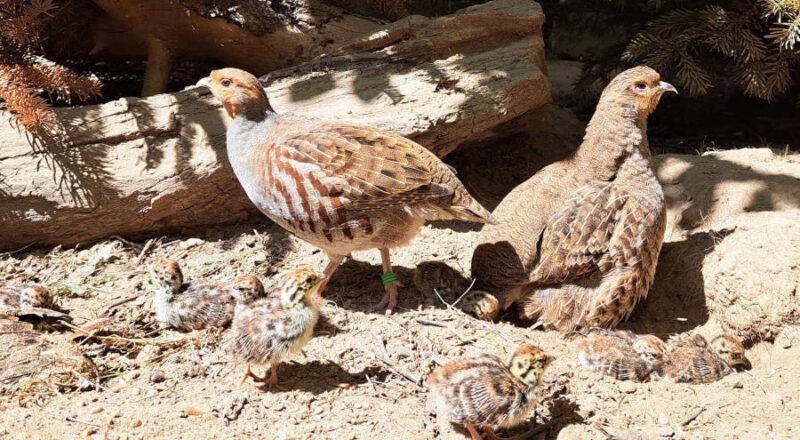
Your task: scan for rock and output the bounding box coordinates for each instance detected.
[619,381,638,394]
[149,370,166,384]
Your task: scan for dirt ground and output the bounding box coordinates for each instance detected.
[2,62,799,439]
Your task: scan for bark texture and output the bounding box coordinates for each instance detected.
[0,0,549,251]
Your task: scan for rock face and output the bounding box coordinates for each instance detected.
[629,148,800,339]
[0,0,550,251]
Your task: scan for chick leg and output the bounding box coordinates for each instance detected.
[374,247,401,314]
[264,363,287,392]
[465,423,483,440]
[239,362,264,386]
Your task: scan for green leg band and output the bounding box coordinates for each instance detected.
[381,271,398,285]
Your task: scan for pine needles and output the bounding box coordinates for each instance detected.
[623,1,800,101]
[0,0,101,132]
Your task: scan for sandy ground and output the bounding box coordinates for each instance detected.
[1,62,798,440]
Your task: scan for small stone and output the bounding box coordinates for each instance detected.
[619,381,637,394]
[178,238,204,250]
[733,381,744,389]
[149,370,166,384]
[658,413,669,425]
[655,426,675,437]
[131,420,142,429]
[91,406,104,414]
[80,427,95,438]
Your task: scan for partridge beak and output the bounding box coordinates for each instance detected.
[196,77,211,88]
[659,81,678,95]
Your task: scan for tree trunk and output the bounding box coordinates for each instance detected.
[0,0,549,251]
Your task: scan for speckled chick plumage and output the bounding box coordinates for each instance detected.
[427,344,553,439]
[201,68,495,313]
[149,259,263,331]
[470,66,675,331]
[0,284,54,311]
[660,333,749,384]
[576,329,667,382]
[231,266,322,385]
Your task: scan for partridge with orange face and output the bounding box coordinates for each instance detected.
[427,344,554,440]
[470,66,676,331]
[200,68,496,314]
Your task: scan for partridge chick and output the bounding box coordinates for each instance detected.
[471,66,676,331]
[576,329,666,382]
[0,284,54,311]
[661,333,749,384]
[427,344,554,440]
[149,259,262,331]
[413,261,468,297]
[200,68,496,314]
[231,266,322,390]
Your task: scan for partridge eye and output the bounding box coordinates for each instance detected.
[220,78,232,87]
[635,82,647,90]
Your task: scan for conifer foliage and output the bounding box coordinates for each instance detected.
[623,1,800,100]
[0,0,101,131]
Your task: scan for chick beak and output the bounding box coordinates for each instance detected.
[659,81,678,95]
[196,77,211,88]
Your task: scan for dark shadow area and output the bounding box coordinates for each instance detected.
[271,360,389,395]
[324,258,417,313]
[622,230,733,339]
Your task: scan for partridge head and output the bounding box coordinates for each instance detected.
[427,344,554,440]
[232,266,323,390]
[576,330,665,382]
[230,274,266,315]
[200,68,495,314]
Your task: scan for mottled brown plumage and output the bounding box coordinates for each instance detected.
[231,266,322,390]
[0,284,54,310]
[412,261,468,297]
[201,68,496,313]
[576,329,666,382]
[470,66,676,331]
[660,333,749,384]
[427,344,553,440]
[148,259,264,331]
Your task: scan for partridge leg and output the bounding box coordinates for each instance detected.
[465,423,483,440]
[374,247,401,314]
[483,427,503,440]
[239,362,264,385]
[315,254,345,299]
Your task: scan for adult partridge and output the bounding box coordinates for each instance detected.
[470,66,675,331]
[200,68,496,313]
[427,344,554,440]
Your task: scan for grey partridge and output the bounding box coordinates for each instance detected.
[200,68,496,314]
[576,329,666,382]
[231,265,322,390]
[660,333,749,384]
[470,66,676,331]
[427,344,554,440]
[148,259,264,331]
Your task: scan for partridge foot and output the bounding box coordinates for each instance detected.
[239,363,264,386]
[373,280,401,315]
[460,290,501,321]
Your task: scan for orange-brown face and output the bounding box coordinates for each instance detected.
[604,66,677,116]
[200,68,270,119]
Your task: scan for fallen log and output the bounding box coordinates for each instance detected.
[0,0,550,251]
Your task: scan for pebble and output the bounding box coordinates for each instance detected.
[178,238,204,250]
[131,419,142,429]
[149,370,166,384]
[658,413,669,425]
[91,406,104,414]
[733,381,744,389]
